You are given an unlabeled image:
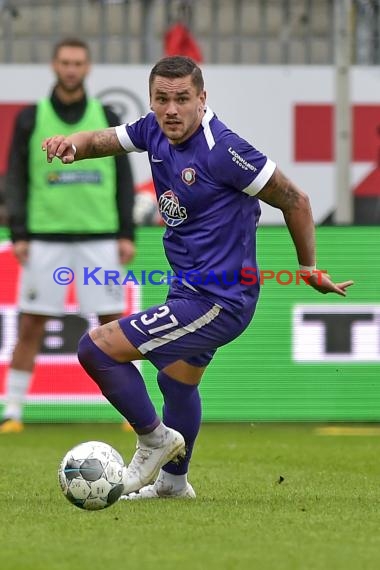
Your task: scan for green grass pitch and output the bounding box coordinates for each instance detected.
[0,423,379,570]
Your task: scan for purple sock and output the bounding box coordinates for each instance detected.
[157,370,202,475]
[77,333,159,433]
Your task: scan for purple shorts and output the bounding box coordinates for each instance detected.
[118,281,256,370]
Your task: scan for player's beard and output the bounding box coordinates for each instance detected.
[56,77,85,96]
[164,115,200,144]
[164,122,184,141]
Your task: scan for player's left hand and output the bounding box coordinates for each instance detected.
[304,271,354,296]
[42,135,76,163]
[118,238,136,264]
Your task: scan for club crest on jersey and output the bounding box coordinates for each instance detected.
[158,190,188,227]
[181,167,196,185]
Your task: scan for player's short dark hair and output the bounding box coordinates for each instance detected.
[52,38,91,60]
[149,56,204,94]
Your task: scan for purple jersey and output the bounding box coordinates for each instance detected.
[116,107,276,311]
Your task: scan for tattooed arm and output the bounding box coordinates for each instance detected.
[256,167,354,296]
[42,127,125,164]
[257,168,316,268]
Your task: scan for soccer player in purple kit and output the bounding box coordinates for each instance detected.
[43,56,354,500]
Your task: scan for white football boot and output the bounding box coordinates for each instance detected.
[120,475,196,500]
[122,427,186,494]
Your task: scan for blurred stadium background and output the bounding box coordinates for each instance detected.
[1,0,380,65]
[0,0,378,424]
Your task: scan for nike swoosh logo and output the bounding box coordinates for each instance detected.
[151,155,163,163]
[130,319,147,335]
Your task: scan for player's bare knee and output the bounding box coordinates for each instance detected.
[18,313,47,343]
[89,321,143,363]
[162,360,206,384]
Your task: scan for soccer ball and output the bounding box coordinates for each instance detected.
[58,441,126,510]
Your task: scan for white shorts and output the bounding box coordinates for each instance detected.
[18,240,125,316]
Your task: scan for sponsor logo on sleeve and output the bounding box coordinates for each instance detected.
[228,147,257,172]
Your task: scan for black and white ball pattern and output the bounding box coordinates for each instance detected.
[58,441,126,510]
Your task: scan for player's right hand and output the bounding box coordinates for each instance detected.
[42,135,76,164]
[304,271,354,297]
[13,240,29,265]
